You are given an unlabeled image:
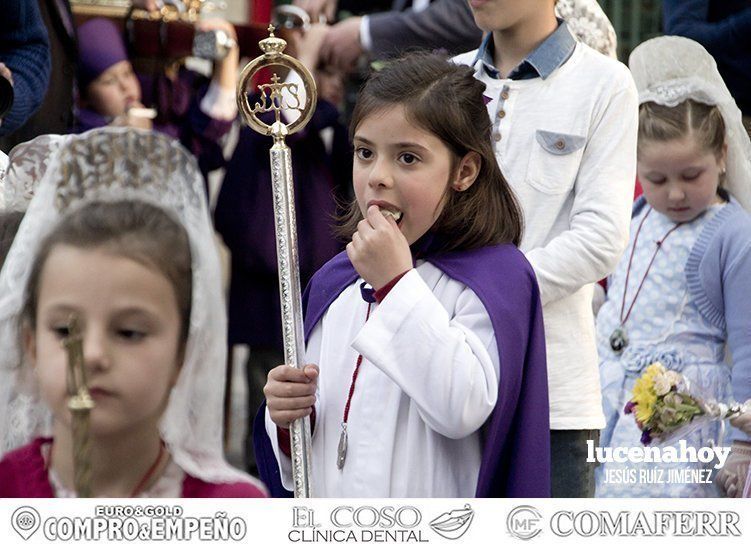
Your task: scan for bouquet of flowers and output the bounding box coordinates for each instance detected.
[625,363,749,445]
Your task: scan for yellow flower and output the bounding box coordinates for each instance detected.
[645,363,665,379]
[631,364,664,423]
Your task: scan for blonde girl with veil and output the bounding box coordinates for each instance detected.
[0,128,265,498]
[595,36,751,498]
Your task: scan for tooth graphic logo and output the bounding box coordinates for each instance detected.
[506,505,542,540]
[11,506,41,541]
[429,504,475,540]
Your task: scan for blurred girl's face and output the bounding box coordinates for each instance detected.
[85,60,142,117]
[28,245,182,438]
[638,133,727,223]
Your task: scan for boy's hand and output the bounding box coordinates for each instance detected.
[320,17,363,73]
[264,363,319,429]
[347,205,412,290]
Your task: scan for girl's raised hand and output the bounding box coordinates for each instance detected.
[264,364,319,429]
[346,205,413,290]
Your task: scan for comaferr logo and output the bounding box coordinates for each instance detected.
[551,510,741,537]
[504,507,743,539]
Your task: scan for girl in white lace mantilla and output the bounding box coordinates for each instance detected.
[0,128,265,498]
[595,37,751,498]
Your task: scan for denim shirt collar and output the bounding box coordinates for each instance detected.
[474,20,576,80]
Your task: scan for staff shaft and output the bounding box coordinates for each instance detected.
[270,139,313,498]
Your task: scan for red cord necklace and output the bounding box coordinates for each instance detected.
[47,439,167,497]
[609,208,683,353]
[337,302,372,470]
[129,440,167,497]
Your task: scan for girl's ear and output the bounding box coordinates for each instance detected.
[451,151,481,192]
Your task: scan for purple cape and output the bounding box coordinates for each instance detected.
[253,243,551,497]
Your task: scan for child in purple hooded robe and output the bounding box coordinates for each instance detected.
[74,17,238,183]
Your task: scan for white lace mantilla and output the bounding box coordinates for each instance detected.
[630,37,751,212]
[556,0,618,58]
[0,128,260,490]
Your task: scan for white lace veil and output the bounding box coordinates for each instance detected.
[1,134,66,212]
[0,128,257,486]
[556,0,617,59]
[629,36,751,211]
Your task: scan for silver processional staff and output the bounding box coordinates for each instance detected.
[236,25,317,498]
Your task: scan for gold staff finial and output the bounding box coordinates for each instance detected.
[258,25,288,57]
[236,24,317,140]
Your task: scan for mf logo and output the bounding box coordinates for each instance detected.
[506,505,543,540]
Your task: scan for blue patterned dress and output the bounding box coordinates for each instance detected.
[595,202,731,498]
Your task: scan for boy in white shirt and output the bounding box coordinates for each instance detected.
[455,0,638,497]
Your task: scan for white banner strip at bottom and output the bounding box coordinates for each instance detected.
[0,498,748,544]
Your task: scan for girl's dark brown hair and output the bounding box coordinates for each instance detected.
[21,200,192,344]
[340,52,523,251]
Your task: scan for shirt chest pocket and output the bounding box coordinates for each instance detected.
[525,130,586,195]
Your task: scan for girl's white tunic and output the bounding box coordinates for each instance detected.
[265,263,500,497]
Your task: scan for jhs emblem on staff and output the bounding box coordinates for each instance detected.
[252,74,304,119]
